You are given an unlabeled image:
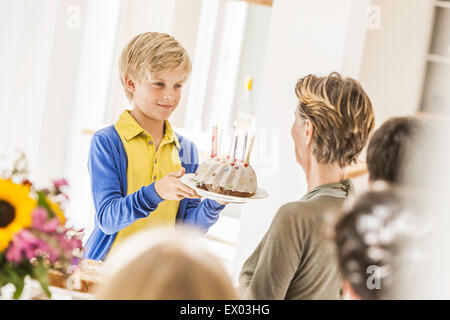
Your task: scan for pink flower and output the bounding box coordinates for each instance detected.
[17,229,40,246]
[41,218,60,233]
[32,207,49,229]
[65,237,82,251]
[32,208,60,233]
[5,244,23,264]
[54,233,82,253]
[5,230,40,263]
[53,178,68,189]
[46,246,61,263]
[5,221,83,267]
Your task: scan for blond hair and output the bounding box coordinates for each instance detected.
[295,72,375,168]
[94,226,238,300]
[119,32,192,101]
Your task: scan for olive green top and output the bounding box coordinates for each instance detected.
[238,179,353,300]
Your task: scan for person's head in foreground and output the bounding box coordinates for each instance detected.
[366,116,424,185]
[292,72,375,189]
[95,226,238,300]
[119,31,191,122]
[334,184,428,299]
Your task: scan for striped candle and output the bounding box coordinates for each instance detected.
[241,130,248,162]
[232,134,239,164]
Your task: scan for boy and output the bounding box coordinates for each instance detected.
[83,32,226,261]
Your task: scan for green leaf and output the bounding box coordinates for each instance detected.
[0,264,25,299]
[12,278,25,300]
[31,261,51,298]
[37,191,55,219]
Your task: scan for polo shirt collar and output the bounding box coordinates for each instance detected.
[163,119,181,150]
[116,110,181,150]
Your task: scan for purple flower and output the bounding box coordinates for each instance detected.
[71,257,80,266]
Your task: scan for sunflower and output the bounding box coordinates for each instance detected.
[47,199,66,225]
[0,179,36,252]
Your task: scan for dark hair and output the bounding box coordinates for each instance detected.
[334,187,425,299]
[295,72,375,168]
[366,117,422,184]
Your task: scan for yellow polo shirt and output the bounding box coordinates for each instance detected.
[110,110,181,250]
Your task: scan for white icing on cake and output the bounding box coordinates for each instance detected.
[194,157,257,195]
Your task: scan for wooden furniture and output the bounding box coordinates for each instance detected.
[232,0,273,7]
[47,259,103,294]
[345,162,368,179]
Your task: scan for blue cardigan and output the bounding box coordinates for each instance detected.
[82,125,225,260]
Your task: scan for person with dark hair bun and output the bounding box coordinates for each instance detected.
[334,185,427,299]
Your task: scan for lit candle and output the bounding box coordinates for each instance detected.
[245,134,256,166]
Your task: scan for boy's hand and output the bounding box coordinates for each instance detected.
[154,167,202,201]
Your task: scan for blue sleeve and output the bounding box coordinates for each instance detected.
[180,140,225,231]
[88,133,164,235]
[183,198,225,232]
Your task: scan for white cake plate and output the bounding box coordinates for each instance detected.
[179,174,268,204]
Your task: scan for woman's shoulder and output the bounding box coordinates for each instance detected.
[275,200,318,221]
[275,196,344,223]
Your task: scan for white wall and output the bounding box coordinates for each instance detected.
[0,0,59,181]
[358,0,434,128]
[65,0,122,229]
[37,0,85,182]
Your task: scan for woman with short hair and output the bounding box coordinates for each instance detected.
[238,72,375,300]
